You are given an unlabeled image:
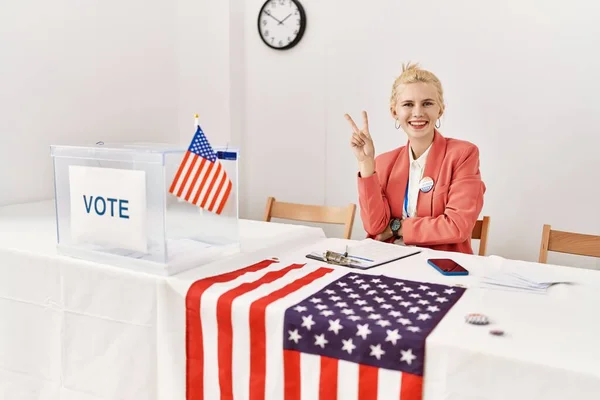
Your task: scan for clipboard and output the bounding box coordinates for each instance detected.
[305,249,421,270]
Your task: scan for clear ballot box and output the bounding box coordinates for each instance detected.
[50,142,240,276]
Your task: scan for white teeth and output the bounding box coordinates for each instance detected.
[410,122,427,126]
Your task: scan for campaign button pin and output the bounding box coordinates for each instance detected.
[465,313,489,325]
[419,177,434,193]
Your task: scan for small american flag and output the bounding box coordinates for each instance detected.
[186,259,465,400]
[169,124,232,214]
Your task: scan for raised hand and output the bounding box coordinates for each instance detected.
[346,111,375,163]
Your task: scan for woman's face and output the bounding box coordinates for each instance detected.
[393,82,442,141]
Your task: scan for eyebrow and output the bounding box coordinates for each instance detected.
[401,99,436,103]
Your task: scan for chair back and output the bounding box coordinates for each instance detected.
[264,196,356,239]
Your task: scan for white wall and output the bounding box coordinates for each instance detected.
[239,0,600,268]
[0,0,178,206]
[2,0,599,268]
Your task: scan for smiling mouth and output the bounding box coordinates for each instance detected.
[409,121,428,129]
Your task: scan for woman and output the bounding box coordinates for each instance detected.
[345,63,486,254]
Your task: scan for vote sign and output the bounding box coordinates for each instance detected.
[68,166,148,253]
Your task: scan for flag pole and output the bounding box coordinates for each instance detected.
[194,113,199,128]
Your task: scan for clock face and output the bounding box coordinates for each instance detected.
[258,0,306,50]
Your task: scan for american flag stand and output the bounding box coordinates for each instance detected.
[168,114,240,248]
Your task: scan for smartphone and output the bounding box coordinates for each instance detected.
[427,258,469,276]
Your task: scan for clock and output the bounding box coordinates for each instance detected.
[257,0,306,50]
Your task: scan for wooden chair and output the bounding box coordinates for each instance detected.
[263,197,357,239]
[538,224,600,263]
[471,216,491,256]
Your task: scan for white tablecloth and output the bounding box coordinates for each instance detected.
[0,200,326,400]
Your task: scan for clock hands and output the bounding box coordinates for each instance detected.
[263,10,283,24]
[279,13,292,24]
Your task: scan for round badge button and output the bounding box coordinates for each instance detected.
[419,177,434,193]
[465,313,489,325]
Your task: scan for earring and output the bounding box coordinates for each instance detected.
[395,119,401,129]
[435,119,441,129]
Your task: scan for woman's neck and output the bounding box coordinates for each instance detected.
[410,132,435,159]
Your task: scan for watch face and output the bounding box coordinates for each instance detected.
[258,0,306,50]
[391,219,401,231]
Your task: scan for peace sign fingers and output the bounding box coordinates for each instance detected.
[344,113,360,135]
[362,110,370,136]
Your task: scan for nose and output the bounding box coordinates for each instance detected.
[412,106,424,117]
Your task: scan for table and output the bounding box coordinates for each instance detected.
[164,238,600,400]
[2,201,600,399]
[0,200,326,400]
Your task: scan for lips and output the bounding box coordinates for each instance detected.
[409,121,428,130]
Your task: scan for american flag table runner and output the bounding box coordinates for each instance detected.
[186,259,465,400]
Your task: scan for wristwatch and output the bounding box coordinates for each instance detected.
[389,218,402,239]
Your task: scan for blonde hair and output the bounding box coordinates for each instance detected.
[389,62,445,117]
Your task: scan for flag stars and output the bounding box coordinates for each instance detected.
[314,334,328,348]
[342,338,356,354]
[427,305,441,312]
[354,279,365,284]
[371,278,381,283]
[418,300,430,305]
[406,326,421,333]
[389,310,402,318]
[309,298,322,304]
[419,285,430,290]
[329,295,342,301]
[315,304,328,310]
[380,304,393,310]
[408,306,420,314]
[444,288,456,295]
[337,282,348,287]
[335,302,348,308]
[341,309,355,315]
[400,349,417,365]
[366,290,378,296]
[401,287,414,292]
[409,293,422,299]
[362,306,375,312]
[348,294,360,299]
[377,284,389,289]
[288,329,302,343]
[360,284,370,290]
[301,315,315,330]
[324,289,336,295]
[356,324,372,340]
[320,310,334,317]
[328,319,343,335]
[417,313,431,321]
[347,315,362,321]
[342,288,354,293]
[370,344,385,360]
[385,329,402,345]
[294,305,307,313]
[384,289,395,295]
[368,313,382,320]
[392,295,403,301]
[436,297,449,303]
[373,297,386,303]
[427,291,438,297]
[355,299,368,306]
[376,319,391,327]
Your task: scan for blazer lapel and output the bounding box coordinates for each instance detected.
[388,146,409,219]
[416,130,447,217]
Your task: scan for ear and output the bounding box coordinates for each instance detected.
[390,105,397,118]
